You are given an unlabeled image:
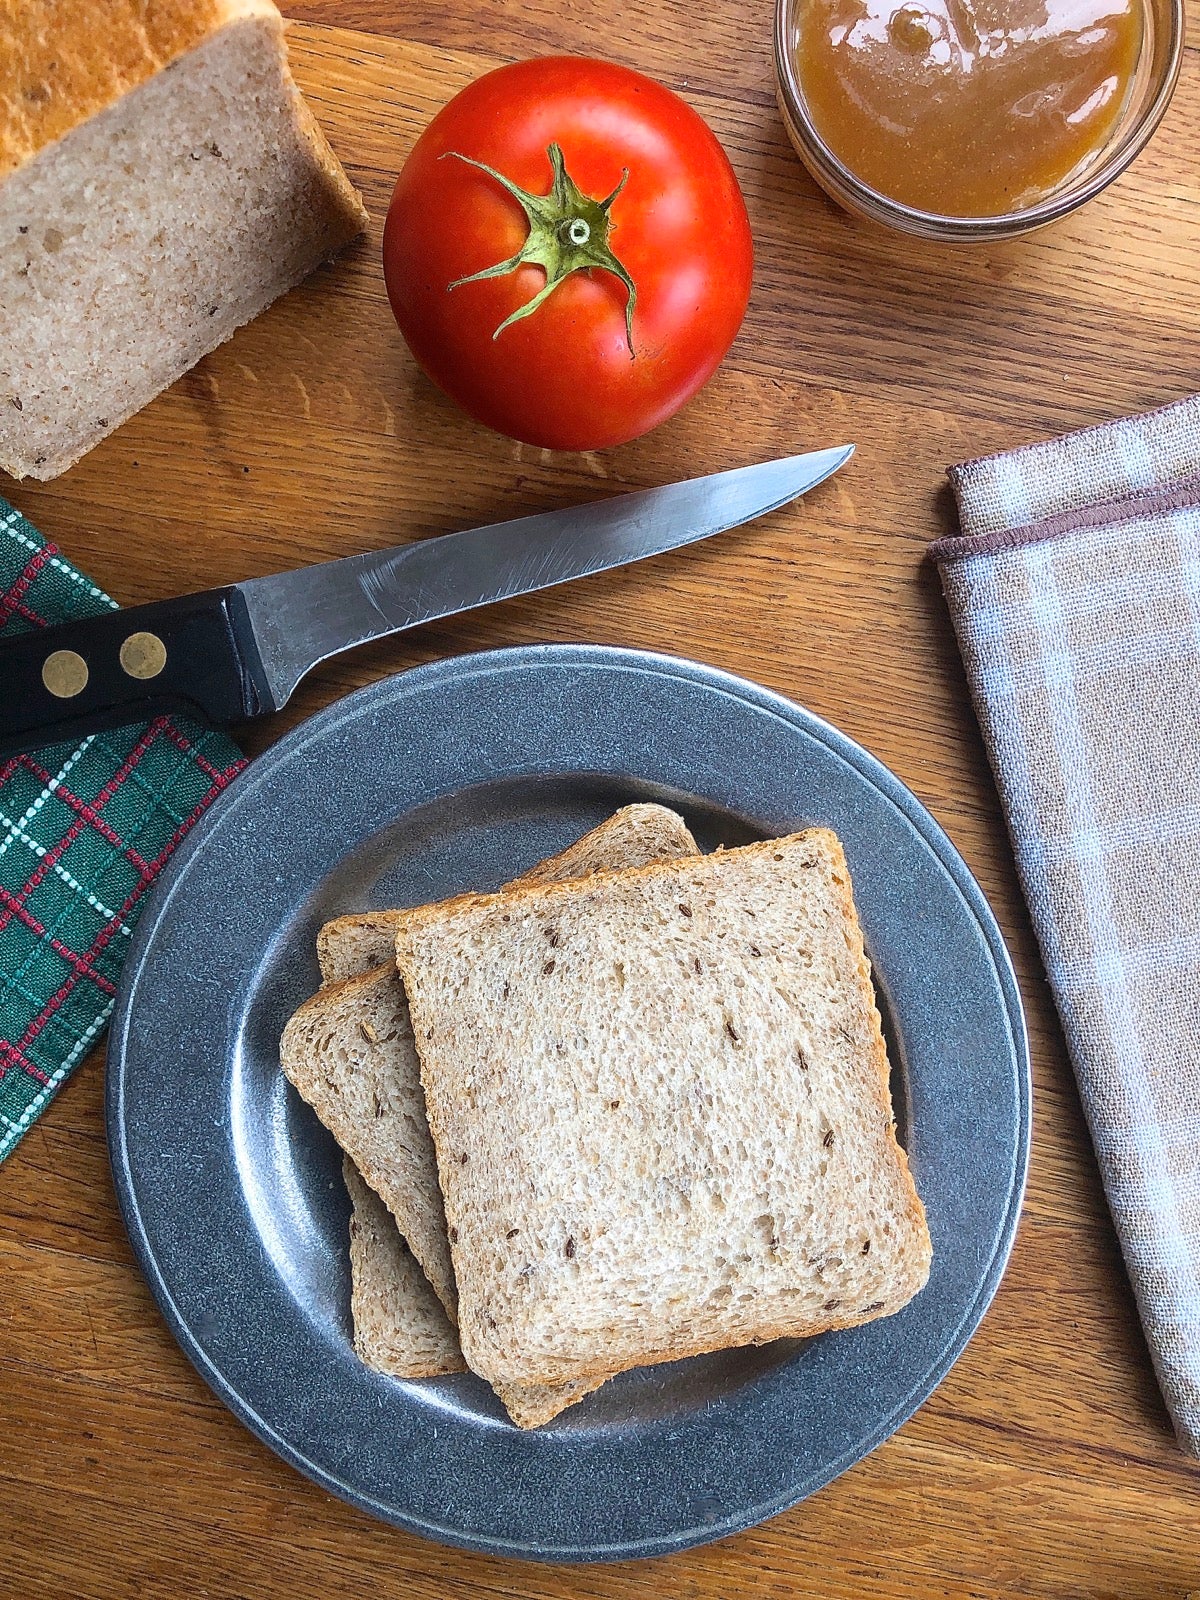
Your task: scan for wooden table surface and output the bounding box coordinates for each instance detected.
[5,3,1200,1596]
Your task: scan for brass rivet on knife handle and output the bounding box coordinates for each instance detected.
[42,649,89,699]
[119,630,168,681]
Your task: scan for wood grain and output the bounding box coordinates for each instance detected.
[3,6,1200,1598]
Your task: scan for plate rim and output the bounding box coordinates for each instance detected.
[107,643,1031,1562]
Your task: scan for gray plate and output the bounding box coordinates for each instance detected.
[107,644,1029,1563]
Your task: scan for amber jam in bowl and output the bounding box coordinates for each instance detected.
[774,0,1183,240]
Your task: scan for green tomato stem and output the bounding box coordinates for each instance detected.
[443,142,637,355]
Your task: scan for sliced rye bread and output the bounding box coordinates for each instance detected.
[281,805,700,1424]
[284,804,700,1315]
[344,1132,608,1425]
[283,963,459,1314]
[343,1157,465,1380]
[394,828,932,1392]
[316,804,703,984]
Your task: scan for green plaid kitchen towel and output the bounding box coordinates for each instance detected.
[0,498,244,1160]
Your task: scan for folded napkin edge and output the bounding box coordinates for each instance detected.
[929,474,1200,564]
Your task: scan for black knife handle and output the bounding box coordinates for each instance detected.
[0,587,274,759]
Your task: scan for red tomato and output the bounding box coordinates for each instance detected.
[382,56,753,451]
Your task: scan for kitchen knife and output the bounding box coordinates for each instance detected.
[0,446,852,757]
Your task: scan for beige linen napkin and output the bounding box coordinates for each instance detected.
[930,395,1200,1456]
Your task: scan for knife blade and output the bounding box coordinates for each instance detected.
[0,446,852,758]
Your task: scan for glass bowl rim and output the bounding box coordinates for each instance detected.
[772,0,1186,241]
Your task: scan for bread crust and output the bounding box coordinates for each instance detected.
[820,828,928,1260]
[0,1,284,177]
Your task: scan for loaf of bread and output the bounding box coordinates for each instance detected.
[0,0,367,480]
[394,829,932,1393]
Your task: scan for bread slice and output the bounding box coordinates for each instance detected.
[285,962,460,1314]
[285,804,700,1317]
[316,804,703,984]
[0,0,366,480]
[395,828,932,1392]
[317,912,429,990]
[489,1371,601,1431]
[281,805,700,1423]
[345,1155,604,1425]
[343,1157,465,1380]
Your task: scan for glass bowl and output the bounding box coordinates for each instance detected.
[773,0,1184,241]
